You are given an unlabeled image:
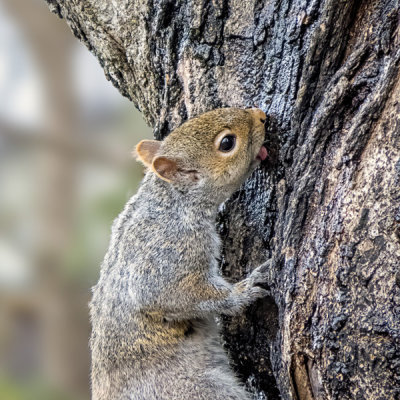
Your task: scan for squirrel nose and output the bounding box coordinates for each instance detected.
[249,108,266,124]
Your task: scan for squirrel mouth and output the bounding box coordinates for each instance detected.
[256,146,268,161]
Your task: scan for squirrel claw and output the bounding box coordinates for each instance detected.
[258,259,273,272]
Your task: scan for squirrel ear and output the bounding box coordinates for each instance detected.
[134,140,161,166]
[152,156,200,184]
[152,156,178,182]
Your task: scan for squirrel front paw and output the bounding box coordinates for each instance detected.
[232,263,271,307]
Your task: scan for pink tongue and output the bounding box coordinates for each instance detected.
[257,146,268,161]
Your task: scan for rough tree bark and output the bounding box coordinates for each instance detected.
[44,1,400,399]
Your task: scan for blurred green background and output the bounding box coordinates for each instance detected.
[0,0,152,398]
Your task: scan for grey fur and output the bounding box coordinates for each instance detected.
[90,108,269,399]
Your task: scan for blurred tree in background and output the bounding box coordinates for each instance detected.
[0,0,151,399]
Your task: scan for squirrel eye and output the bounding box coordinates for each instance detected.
[219,135,236,152]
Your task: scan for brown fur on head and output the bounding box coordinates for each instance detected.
[135,107,267,195]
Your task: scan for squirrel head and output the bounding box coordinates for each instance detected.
[135,108,268,201]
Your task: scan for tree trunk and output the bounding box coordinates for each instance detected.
[44,1,400,399]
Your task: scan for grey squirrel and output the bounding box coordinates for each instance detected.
[90,107,270,399]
